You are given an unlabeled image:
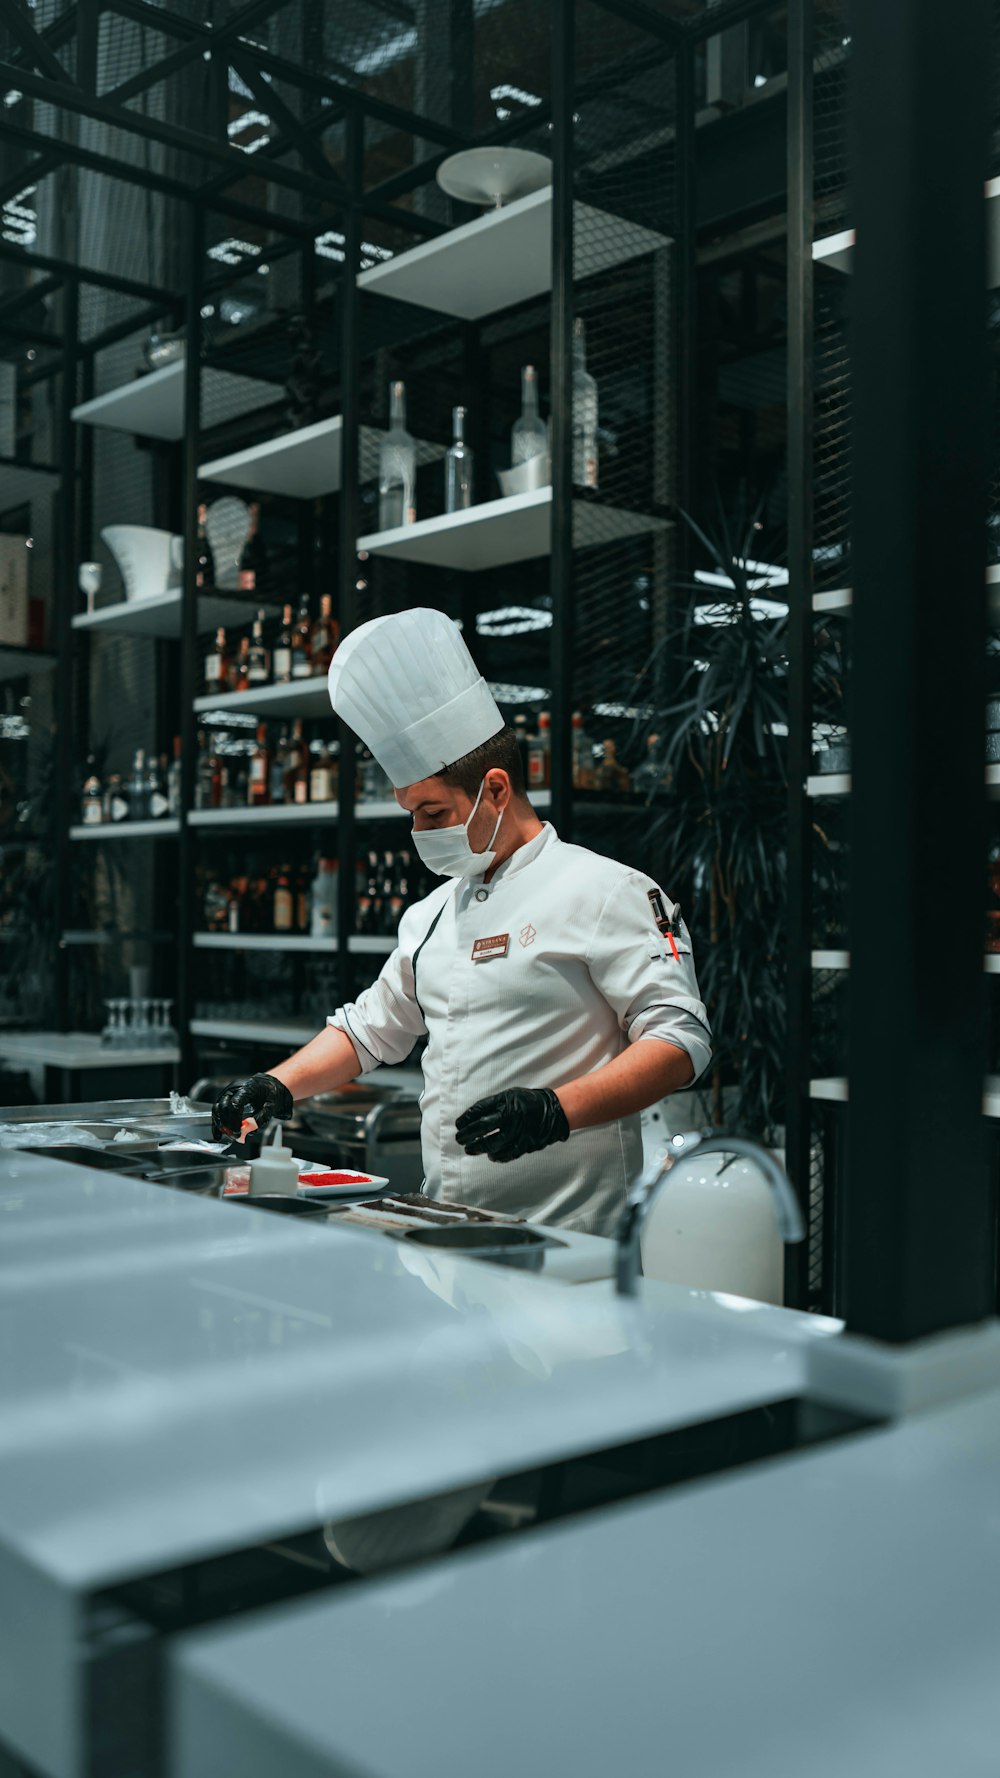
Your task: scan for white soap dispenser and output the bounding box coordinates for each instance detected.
[249,1122,299,1198]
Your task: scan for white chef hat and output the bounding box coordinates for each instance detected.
[327,607,504,789]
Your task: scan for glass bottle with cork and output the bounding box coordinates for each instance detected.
[309,594,339,677]
[445,405,474,513]
[204,626,229,696]
[272,605,294,684]
[511,365,547,466]
[528,711,551,792]
[291,597,312,679]
[247,609,270,687]
[248,722,271,807]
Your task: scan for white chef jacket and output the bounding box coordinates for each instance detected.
[329,823,712,1236]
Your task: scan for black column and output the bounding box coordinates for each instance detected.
[550,0,575,839]
[52,276,78,1030]
[337,116,362,993]
[843,0,993,1338]
[783,0,814,1307]
[176,204,203,1089]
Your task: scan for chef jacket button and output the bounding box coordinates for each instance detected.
[475,888,489,902]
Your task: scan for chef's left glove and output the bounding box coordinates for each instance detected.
[456,1087,570,1164]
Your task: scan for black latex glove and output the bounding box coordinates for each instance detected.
[455,1087,570,1164]
[211,1072,293,1141]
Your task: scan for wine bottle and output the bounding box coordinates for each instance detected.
[272,604,293,683]
[203,626,229,696]
[309,593,338,677]
[378,379,416,529]
[291,597,312,679]
[195,502,211,589]
[248,721,271,807]
[247,609,270,686]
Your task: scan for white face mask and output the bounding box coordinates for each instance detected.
[411,778,504,880]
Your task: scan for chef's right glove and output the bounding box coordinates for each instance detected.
[211,1072,293,1141]
[456,1087,570,1164]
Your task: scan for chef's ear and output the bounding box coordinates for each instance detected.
[483,767,511,808]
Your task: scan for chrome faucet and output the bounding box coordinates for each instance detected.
[615,1130,806,1296]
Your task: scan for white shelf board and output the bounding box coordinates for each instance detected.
[357,488,669,572]
[193,933,338,953]
[811,1074,1000,1117]
[194,678,333,720]
[73,589,270,640]
[815,183,1000,284]
[812,587,853,614]
[989,766,1000,798]
[71,361,278,442]
[70,819,180,841]
[198,417,441,498]
[350,934,398,954]
[985,955,1000,974]
[0,1030,178,1068]
[358,188,671,321]
[0,646,55,683]
[811,949,850,970]
[188,802,337,828]
[353,790,551,820]
[190,1018,317,1047]
[806,773,851,797]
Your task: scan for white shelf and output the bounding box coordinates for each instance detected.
[193,934,338,953]
[350,934,398,954]
[806,773,851,797]
[70,819,180,841]
[815,182,1000,284]
[988,766,1000,798]
[194,678,332,720]
[353,790,551,820]
[811,1075,1000,1117]
[198,416,442,499]
[190,1018,317,1047]
[985,955,1000,974]
[0,1030,179,1068]
[812,587,853,614]
[188,802,337,828]
[71,361,278,442]
[73,590,271,640]
[0,646,55,683]
[357,488,669,572]
[811,949,850,970]
[358,188,671,321]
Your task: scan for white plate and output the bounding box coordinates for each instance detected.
[436,148,551,209]
[296,1170,390,1200]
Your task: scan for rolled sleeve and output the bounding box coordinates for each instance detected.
[328,911,428,1075]
[586,870,713,1085]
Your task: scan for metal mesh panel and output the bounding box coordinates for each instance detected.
[814,0,850,229]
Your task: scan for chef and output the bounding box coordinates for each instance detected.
[212,607,711,1236]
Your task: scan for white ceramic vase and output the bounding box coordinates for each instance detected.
[101,525,183,602]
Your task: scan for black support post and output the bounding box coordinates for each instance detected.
[176,204,203,1089]
[52,276,78,1031]
[337,117,362,994]
[550,0,575,839]
[783,0,814,1307]
[843,0,993,1338]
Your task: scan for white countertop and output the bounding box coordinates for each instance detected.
[0,1030,179,1067]
[171,1380,1000,1778]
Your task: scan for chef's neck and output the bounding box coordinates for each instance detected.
[478,791,545,883]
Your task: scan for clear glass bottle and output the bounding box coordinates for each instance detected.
[247,609,270,686]
[572,318,599,489]
[291,596,312,679]
[310,739,334,804]
[272,604,293,683]
[107,773,129,824]
[248,720,271,807]
[147,753,170,820]
[81,759,102,826]
[445,405,474,513]
[378,379,416,529]
[204,626,229,696]
[129,749,148,821]
[511,365,547,466]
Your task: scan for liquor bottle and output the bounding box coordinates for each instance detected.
[129,749,149,821]
[356,854,372,935]
[572,710,594,791]
[365,848,382,934]
[309,593,339,677]
[445,405,474,513]
[248,721,271,807]
[311,857,338,940]
[632,734,667,798]
[285,718,309,804]
[594,738,631,794]
[247,609,270,687]
[291,596,312,679]
[209,736,225,811]
[194,733,212,810]
[572,318,599,490]
[167,735,183,816]
[238,502,268,594]
[382,849,400,935]
[309,739,334,804]
[528,710,551,792]
[234,635,251,693]
[272,604,294,683]
[295,864,310,935]
[195,503,211,589]
[203,626,229,696]
[227,880,243,935]
[81,759,102,826]
[147,753,170,820]
[511,365,547,466]
[378,379,416,529]
[513,714,530,782]
[106,773,130,824]
[270,726,288,804]
[273,867,294,934]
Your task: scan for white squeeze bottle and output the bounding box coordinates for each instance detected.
[249,1122,299,1197]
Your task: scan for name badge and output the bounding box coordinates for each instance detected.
[472,933,510,962]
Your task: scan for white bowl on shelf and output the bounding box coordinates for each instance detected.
[101,526,183,603]
[497,454,551,498]
[436,147,552,209]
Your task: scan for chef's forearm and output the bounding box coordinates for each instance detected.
[267,1025,362,1101]
[554,1038,694,1131]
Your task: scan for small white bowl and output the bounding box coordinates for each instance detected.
[497,454,552,498]
[101,526,183,602]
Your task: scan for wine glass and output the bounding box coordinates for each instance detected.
[78,562,102,617]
